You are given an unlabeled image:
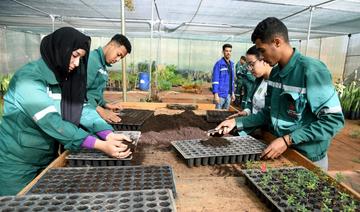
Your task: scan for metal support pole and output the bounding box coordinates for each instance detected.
[149,0,154,98]
[49,14,55,32]
[342,34,352,81]
[121,0,127,101]
[305,6,314,56]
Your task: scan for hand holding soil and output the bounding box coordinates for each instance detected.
[106,132,132,143]
[215,118,236,134]
[94,139,131,159]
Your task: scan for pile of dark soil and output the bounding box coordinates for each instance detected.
[200,137,230,147]
[141,110,216,132]
[139,110,218,147]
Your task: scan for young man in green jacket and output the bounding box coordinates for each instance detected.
[87,34,131,123]
[215,17,344,171]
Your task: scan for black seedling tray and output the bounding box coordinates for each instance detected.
[0,189,176,212]
[171,135,267,167]
[66,131,141,167]
[242,166,360,212]
[27,165,177,198]
[110,109,154,130]
[206,110,237,123]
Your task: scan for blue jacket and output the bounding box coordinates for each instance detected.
[212,57,235,98]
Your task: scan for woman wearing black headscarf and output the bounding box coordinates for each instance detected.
[0,27,131,195]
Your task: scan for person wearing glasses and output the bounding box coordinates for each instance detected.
[227,45,272,135]
[214,17,344,171]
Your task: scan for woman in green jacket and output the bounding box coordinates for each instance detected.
[0,27,131,195]
[227,45,272,135]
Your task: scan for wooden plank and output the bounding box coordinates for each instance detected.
[17,151,69,196]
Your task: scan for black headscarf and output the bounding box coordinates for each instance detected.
[40,27,91,126]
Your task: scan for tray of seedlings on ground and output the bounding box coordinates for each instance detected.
[27,165,177,198]
[171,135,267,167]
[110,109,154,130]
[206,110,237,123]
[242,166,360,212]
[0,189,176,212]
[66,131,141,167]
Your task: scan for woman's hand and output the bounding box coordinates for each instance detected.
[94,138,131,159]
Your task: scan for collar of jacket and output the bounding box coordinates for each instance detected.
[222,57,232,65]
[38,58,58,85]
[279,48,300,78]
[96,47,112,68]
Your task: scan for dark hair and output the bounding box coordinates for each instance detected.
[240,56,246,61]
[251,17,289,43]
[246,45,261,59]
[110,34,132,54]
[222,43,232,51]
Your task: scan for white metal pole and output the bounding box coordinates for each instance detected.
[121,0,127,101]
[305,6,314,56]
[49,14,55,32]
[149,0,154,98]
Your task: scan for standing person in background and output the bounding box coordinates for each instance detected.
[87,34,132,123]
[215,17,344,171]
[212,44,235,110]
[241,57,256,109]
[234,56,247,107]
[0,28,131,195]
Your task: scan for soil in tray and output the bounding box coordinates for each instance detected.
[123,140,137,152]
[200,137,230,147]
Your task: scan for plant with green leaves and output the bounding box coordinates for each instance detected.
[286,194,296,206]
[343,200,357,212]
[335,172,345,183]
[295,202,309,212]
[0,73,12,96]
[322,202,333,212]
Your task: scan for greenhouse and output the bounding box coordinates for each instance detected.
[0,0,359,211]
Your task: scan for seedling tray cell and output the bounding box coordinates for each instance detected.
[242,166,360,212]
[171,135,267,167]
[66,131,141,167]
[27,165,177,198]
[206,110,237,123]
[110,109,154,131]
[0,189,176,211]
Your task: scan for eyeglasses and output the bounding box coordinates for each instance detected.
[247,59,258,70]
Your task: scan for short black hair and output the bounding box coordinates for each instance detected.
[246,45,261,59]
[110,34,132,54]
[222,43,232,51]
[251,17,289,44]
[240,56,246,61]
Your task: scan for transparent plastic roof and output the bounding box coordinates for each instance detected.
[1,0,360,42]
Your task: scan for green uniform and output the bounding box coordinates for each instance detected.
[0,59,112,195]
[87,47,111,107]
[234,62,246,105]
[242,69,256,109]
[235,49,344,162]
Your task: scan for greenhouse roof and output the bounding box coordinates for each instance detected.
[1,0,360,42]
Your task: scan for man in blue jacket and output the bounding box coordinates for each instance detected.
[212,44,235,109]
